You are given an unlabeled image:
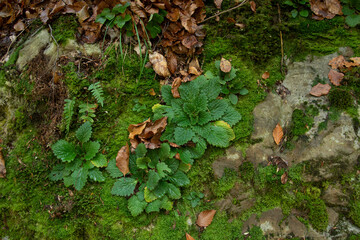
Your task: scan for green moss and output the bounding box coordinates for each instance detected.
[308,198,328,231]
[328,88,354,110]
[52,15,79,44]
[239,161,255,183]
[291,108,314,136]
[349,201,360,227]
[149,213,188,240]
[212,168,238,198]
[14,106,28,130]
[239,226,265,240]
[201,212,243,240]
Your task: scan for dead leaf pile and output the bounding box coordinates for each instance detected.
[309,0,342,20]
[116,143,130,176]
[128,117,168,151]
[196,209,216,227]
[0,147,6,178]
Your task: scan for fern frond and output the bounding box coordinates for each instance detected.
[89,82,104,107]
[63,98,76,133]
[79,103,97,123]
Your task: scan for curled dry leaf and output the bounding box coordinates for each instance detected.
[13,20,25,31]
[0,147,6,178]
[273,123,283,145]
[310,83,331,97]
[186,233,195,240]
[189,57,202,76]
[128,118,151,140]
[171,77,182,98]
[76,5,90,23]
[309,0,342,19]
[116,143,130,176]
[149,88,156,96]
[220,58,231,73]
[149,52,171,77]
[328,69,344,86]
[214,0,223,9]
[196,210,216,227]
[329,55,348,69]
[262,71,270,79]
[350,57,360,66]
[281,171,288,184]
[250,1,256,13]
[166,50,178,74]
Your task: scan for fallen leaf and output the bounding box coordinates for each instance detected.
[262,71,270,79]
[139,117,168,140]
[166,50,178,74]
[273,123,283,145]
[166,8,180,22]
[149,88,156,96]
[171,77,182,98]
[214,0,223,9]
[116,143,130,176]
[269,156,288,169]
[13,20,25,31]
[149,52,171,77]
[220,58,231,73]
[0,147,5,178]
[188,57,202,76]
[350,57,360,66]
[309,83,331,97]
[250,1,256,12]
[309,0,342,19]
[76,5,90,23]
[186,233,195,240]
[40,7,50,23]
[329,55,348,69]
[128,118,151,139]
[182,35,198,49]
[175,153,181,160]
[328,69,344,86]
[281,171,288,184]
[196,210,216,227]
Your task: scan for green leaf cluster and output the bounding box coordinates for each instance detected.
[108,143,190,216]
[49,122,107,190]
[88,82,104,107]
[63,98,75,133]
[282,0,310,19]
[343,0,360,27]
[153,67,241,148]
[146,10,167,38]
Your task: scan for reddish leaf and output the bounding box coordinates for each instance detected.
[328,69,344,86]
[196,210,216,227]
[166,8,180,22]
[116,143,130,176]
[186,233,195,240]
[250,1,256,12]
[281,171,288,184]
[329,55,348,69]
[214,0,223,9]
[273,123,283,145]
[262,71,270,79]
[171,77,182,98]
[149,52,171,77]
[0,147,5,178]
[309,83,331,97]
[220,57,231,73]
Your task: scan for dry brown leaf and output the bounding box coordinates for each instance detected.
[273,123,283,145]
[149,88,156,96]
[139,117,168,139]
[350,57,360,66]
[166,8,180,22]
[220,58,231,73]
[250,1,256,12]
[329,55,348,69]
[214,0,223,9]
[166,50,178,74]
[13,20,25,31]
[309,0,342,19]
[116,143,130,176]
[40,7,50,23]
[77,5,90,23]
[281,171,288,184]
[196,210,216,227]
[175,153,181,160]
[0,147,6,178]
[171,77,182,98]
[186,233,195,240]
[182,35,198,49]
[128,118,151,139]
[309,83,331,97]
[262,71,270,79]
[189,57,202,76]
[328,69,344,86]
[149,52,171,77]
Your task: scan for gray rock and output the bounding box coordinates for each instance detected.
[322,185,349,206]
[327,207,339,228]
[212,146,243,178]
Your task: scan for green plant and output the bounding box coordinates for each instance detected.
[79,102,97,123]
[184,191,204,207]
[63,98,76,133]
[88,82,104,107]
[283,0,310,18]
[108,143,190,216]
[49,122,107,190]
[132,99,147,112]
[342,0,360,27]
[153,69,242,149]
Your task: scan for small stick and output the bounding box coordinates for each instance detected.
[200,0,249,24]
[277,4,285,75]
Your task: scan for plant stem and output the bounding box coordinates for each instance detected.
[134,22,143,85]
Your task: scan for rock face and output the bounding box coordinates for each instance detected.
[212,147,243,179]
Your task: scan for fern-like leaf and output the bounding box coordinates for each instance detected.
[89,82,104,107]
[79,103,97,123]
[63,98,76,133]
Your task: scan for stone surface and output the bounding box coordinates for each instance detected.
[326,207,339,228]
[212,146,243,178]
[322,185,349,206]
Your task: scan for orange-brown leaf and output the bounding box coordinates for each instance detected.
[186,233,195,240]
[250,1,256,12]
[189,57,202,76]
[262,71,270,79]
[281,171,288,184]
[139,117,168,140]
[329,55,347,69]
[171,77,182,98]
[149,52,171,77]
[328,69,344,86]
[149,88,156,96]
[220,57,231,73]
[0,147,6,178]
[214,0,223,9]
[166,50,178,74]
[309,83,331,97]
[196,210,216,227]
[116,143,130,176]
[13,20,25,31]
[128,118,151,139]
[273,123,283,145]
[350,57,360,66]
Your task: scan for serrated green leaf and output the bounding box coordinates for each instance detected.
[179,81,199,102]
[65,158,82,172]
[239,88,249,95]
[76,121,92,143]
[291,9,298,18]
[169,171,190,187]
[167,183,181,199]
[49,164,66,181]
[229,94,238,105]
[224,68,237,82]
[144,187,157,202]
[147,170,160,190]
[88,82,104,107]
[190,136,207,159]
[72,167,89,191]
[160,196,173,210]
[159,143,170,161]
[52,140,77,162]
[135,143,147,158]
[153,181,168,198]
[106,159,123,178]
[164,158,180,173]
[128,195,147,216]
[136,157,151,169]
[91,153,107,167]
[206,121,235,147]
[221,106,242,127]
[179,150,193,165]
[146,199,162,213]
[88,168,105,182]
[174,127,194,145]
[111,178,137,196]
[84,141,100,160]
[346,14,360,27]
[208,99,227,121]
[157,162,172,178]
[64,175,74,187]
[161,85,174,105]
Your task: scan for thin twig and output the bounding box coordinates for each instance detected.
[277,4,285,75]
[200,0,249,24]
[48,24,60,69]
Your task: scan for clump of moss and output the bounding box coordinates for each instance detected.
[328,88,354,110]
[290,108,314,136]
[212,168,238,198]
[308,198,328,231]
[349,201,360,227]
[51,15,79,44]
[239,226,265,240]
[14,106,28,130]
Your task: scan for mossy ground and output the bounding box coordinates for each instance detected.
[1,1,360,239]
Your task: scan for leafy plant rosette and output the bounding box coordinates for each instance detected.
[49,122,107,190]
[107,142,190,216]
